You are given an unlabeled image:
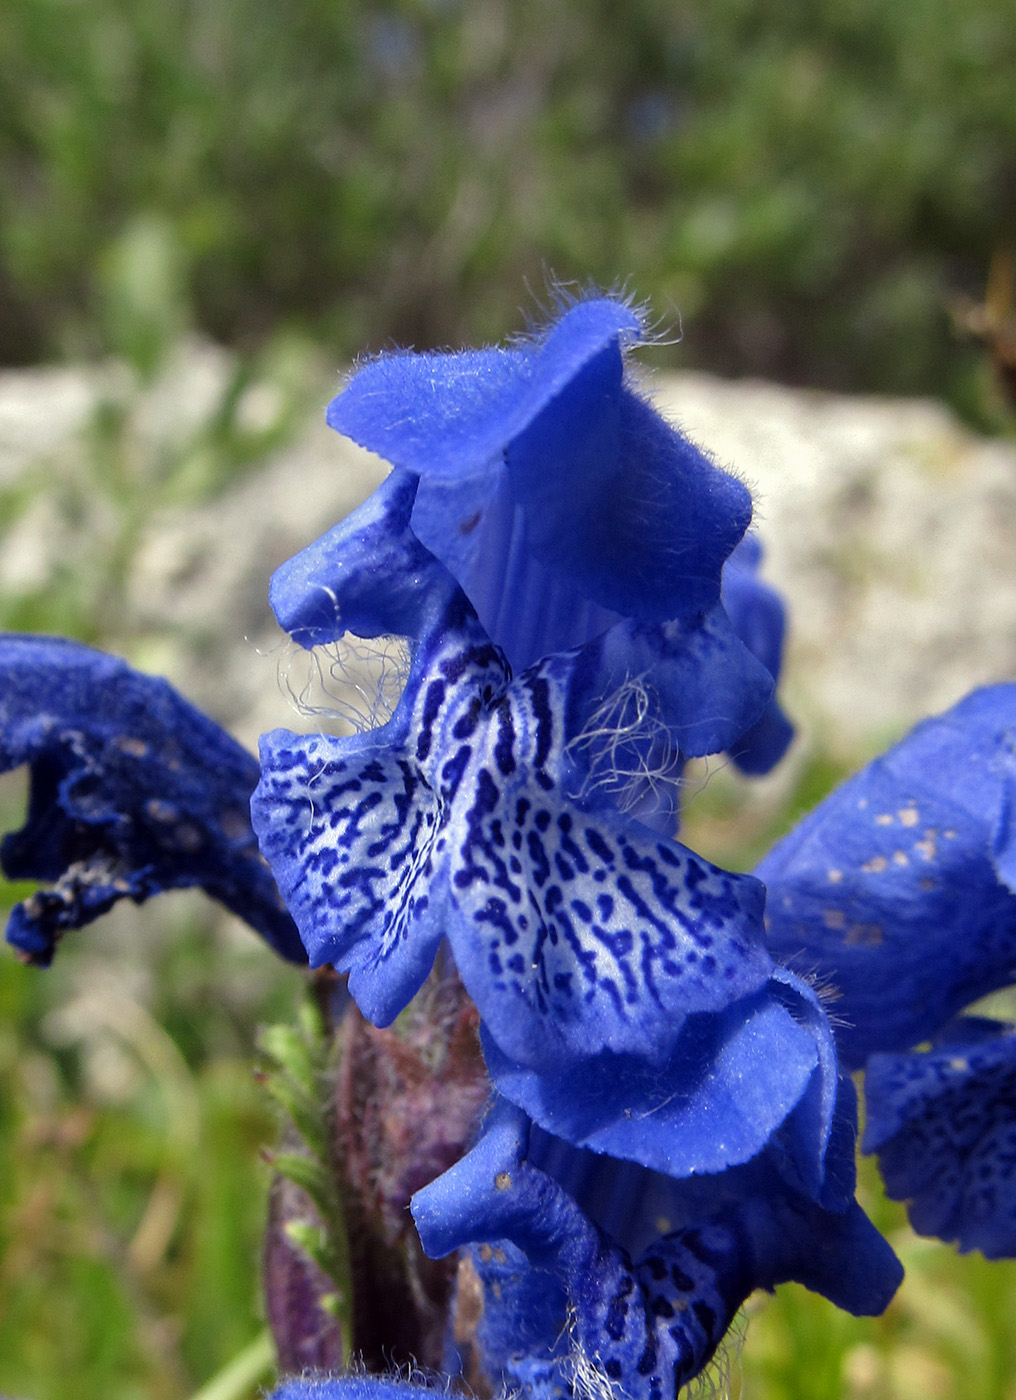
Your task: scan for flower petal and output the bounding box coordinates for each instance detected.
[504,370,751,625]
[482,968,845,1203]
[758,684,1016,1067]
[0,634,304,964]
[584,605,776,768]
[410,461,622,670]
[443,776,771,1068]
[864,1018,1016,1257]
[252,724,448,1023]
[326,296,752,669]
[326,297,642,480]
[412,1097,901,1398]
[411,1100,758,1396]
[256,603,773,1053]
[479,979,817,1176]
[543,1067,860,1262]
[269,467,456,649]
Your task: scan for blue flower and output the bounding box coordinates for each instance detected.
[410,1085,901,1400]
[250,294,892,1394]
[758,683,1016,1255]
[0,634,305,964]
[252,590,817,1161]
[1,290,909,1400]
[759,684,1016,1069]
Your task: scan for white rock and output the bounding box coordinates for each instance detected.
[2,351,1015,763]
[656,373,1016,755]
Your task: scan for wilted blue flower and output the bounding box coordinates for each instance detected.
[759,683,1016,1255]
[864,1017,1016,1259]
[0,634,305,964]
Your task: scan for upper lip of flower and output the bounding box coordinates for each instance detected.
[322,294,754,672]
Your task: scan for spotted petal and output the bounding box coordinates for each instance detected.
[442,726,771,1067]
[0,634,303,964]
[256,603,773,1054]
[252,726,447,1024]
[864,1018,1016,1258]
[251,610,506,1022]
[759,684,1016,1067]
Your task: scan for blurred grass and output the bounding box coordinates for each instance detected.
[1,0,1015,419]
[0,870,305,1400]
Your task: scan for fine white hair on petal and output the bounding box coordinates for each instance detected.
[683,1308,748,1400]
[564,674,683,815]
[512,275,653,353]
[562,1299,746,1400]
[275,631,411,735]
[561,1307,619,1400]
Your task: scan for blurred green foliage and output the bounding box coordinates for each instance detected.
[0,869,305,1399]
[1,0,1015,405]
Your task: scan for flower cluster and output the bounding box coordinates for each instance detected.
[16,288,1016,1398]
[249,293,900,1396]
